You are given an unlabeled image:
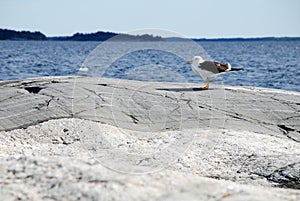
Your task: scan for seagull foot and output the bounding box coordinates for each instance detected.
[200,86,209,90]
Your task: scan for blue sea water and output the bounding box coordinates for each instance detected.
[0,40,299,92]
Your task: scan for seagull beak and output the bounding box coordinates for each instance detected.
[187,60,193,63]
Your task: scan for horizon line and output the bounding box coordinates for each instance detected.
[1,27,300,40]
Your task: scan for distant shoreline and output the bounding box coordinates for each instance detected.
[1,28,300,42]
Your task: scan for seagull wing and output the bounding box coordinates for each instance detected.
[199,61,223,74]
[213,62,230,73]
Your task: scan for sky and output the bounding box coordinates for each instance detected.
[0,0,299,38]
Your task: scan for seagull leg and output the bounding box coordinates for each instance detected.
[200,77,209,90]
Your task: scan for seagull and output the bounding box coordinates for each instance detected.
[187,56,244,90]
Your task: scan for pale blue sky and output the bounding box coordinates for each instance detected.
[0,0,299,38]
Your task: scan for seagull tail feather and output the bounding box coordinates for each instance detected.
[229,67,244,71]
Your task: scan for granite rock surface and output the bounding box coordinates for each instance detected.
[0,76,299,200]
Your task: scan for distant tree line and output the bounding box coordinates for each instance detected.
[0,29,47,40]
[0,28,163,41]
[50,31,163,41]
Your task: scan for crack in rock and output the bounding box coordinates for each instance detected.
[277,124,299,142]
[278,124,295,134]
[24,86,44,94]
[129,114,139,124]
[266,162,300,189]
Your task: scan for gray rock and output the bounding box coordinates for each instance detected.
[0,76,299,200]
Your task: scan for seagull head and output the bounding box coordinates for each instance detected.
[187,56,205,64]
